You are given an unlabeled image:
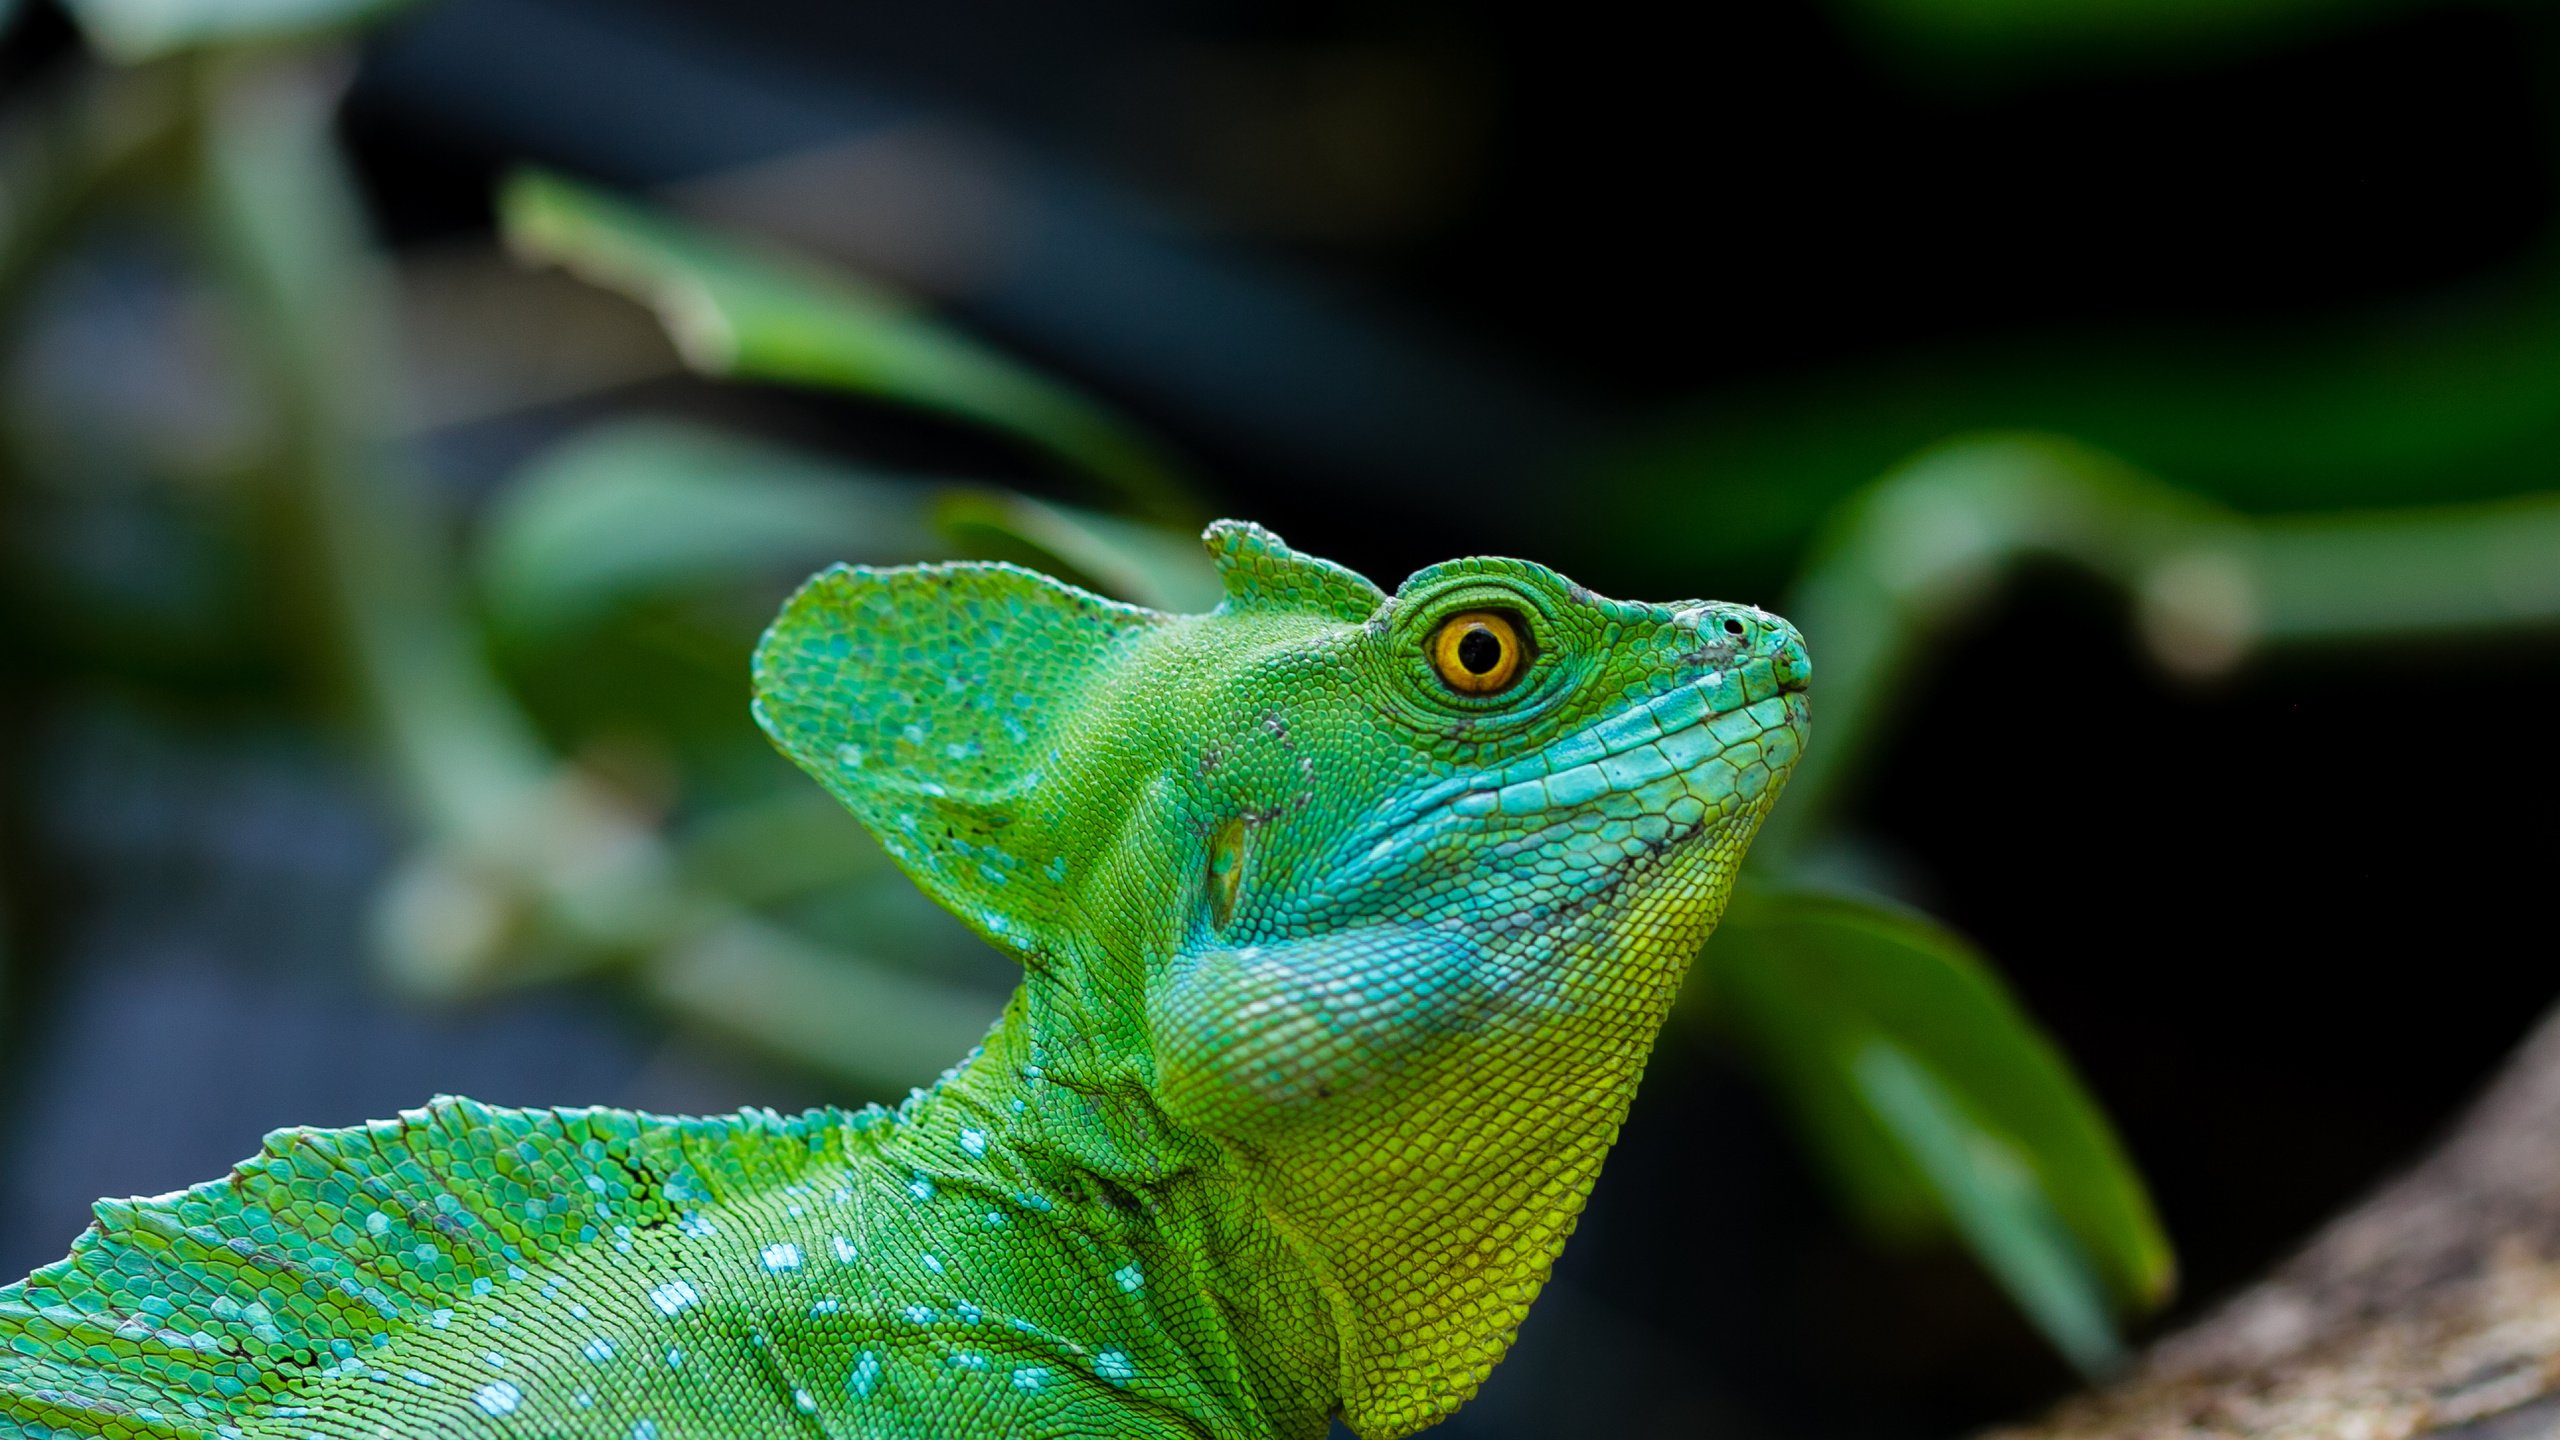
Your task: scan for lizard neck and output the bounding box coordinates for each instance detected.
[875,982,1344,1440]
[1220,963,1683,1439]
[1148,835,1762,1438]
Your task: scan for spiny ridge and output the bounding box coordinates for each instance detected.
[0,1098,857,1440]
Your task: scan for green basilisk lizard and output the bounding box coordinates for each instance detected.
[0,521,1809,1439]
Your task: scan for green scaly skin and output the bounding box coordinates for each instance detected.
[0,522,1809,1440]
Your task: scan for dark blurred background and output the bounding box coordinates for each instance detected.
[4,1,2558,1436]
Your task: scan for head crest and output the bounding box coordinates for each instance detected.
[1204,520,1384,623]
[751,561,1164,959]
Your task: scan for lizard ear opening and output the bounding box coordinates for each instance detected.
[752,560,1166,960]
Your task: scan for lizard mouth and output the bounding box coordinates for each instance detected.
[1447,667,1803,833]
[1326,658,1806,900]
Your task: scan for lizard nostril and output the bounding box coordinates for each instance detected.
[1774,632,1812,692]
[1720,616,1748,638]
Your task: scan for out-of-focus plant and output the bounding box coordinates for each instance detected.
[9,0,2560,1389]
[1825,0,2485,79]
[500,173,1198,527]
[0,0,1217,1109]
[1583,230,2560,596]
[58,0,415,62]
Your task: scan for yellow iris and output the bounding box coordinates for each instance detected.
[1429,611,1528,696]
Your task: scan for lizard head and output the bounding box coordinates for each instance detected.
[753,520,1807,1438]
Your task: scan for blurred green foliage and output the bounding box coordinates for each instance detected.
[1591,263,2560,593]
[480,422,945,646]
[61,0,415,62]
[503,172,1197,525]
[1714,889,2173,1375]
[1828,0,2449,76]
[7,0,2560,1391]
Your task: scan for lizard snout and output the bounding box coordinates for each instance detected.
[1771,623,1811,694]
[1678,603,1810,696]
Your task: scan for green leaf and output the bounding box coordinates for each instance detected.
[499,170,1195,523]
[477,420,946,644]
[64,0,413,61]
[1853,1038,2123,1379]
[1705,887,2173,1356]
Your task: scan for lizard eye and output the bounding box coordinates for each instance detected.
[1429,610,1530,696]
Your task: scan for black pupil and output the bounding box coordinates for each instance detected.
[1456,626,1505,675]
[1722,617,1747,636]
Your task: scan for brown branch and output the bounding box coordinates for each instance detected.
[1995,1007,2560,1440]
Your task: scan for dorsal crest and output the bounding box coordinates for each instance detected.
[1205,520,1384,622]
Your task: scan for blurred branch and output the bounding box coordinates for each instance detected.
[1991,1002,2560,1440]
[1758,433,2560,863]
[194,52,552,841]
[637,918,1007,1088]
[0,53,198,1189]
[1599,240,2560,587]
